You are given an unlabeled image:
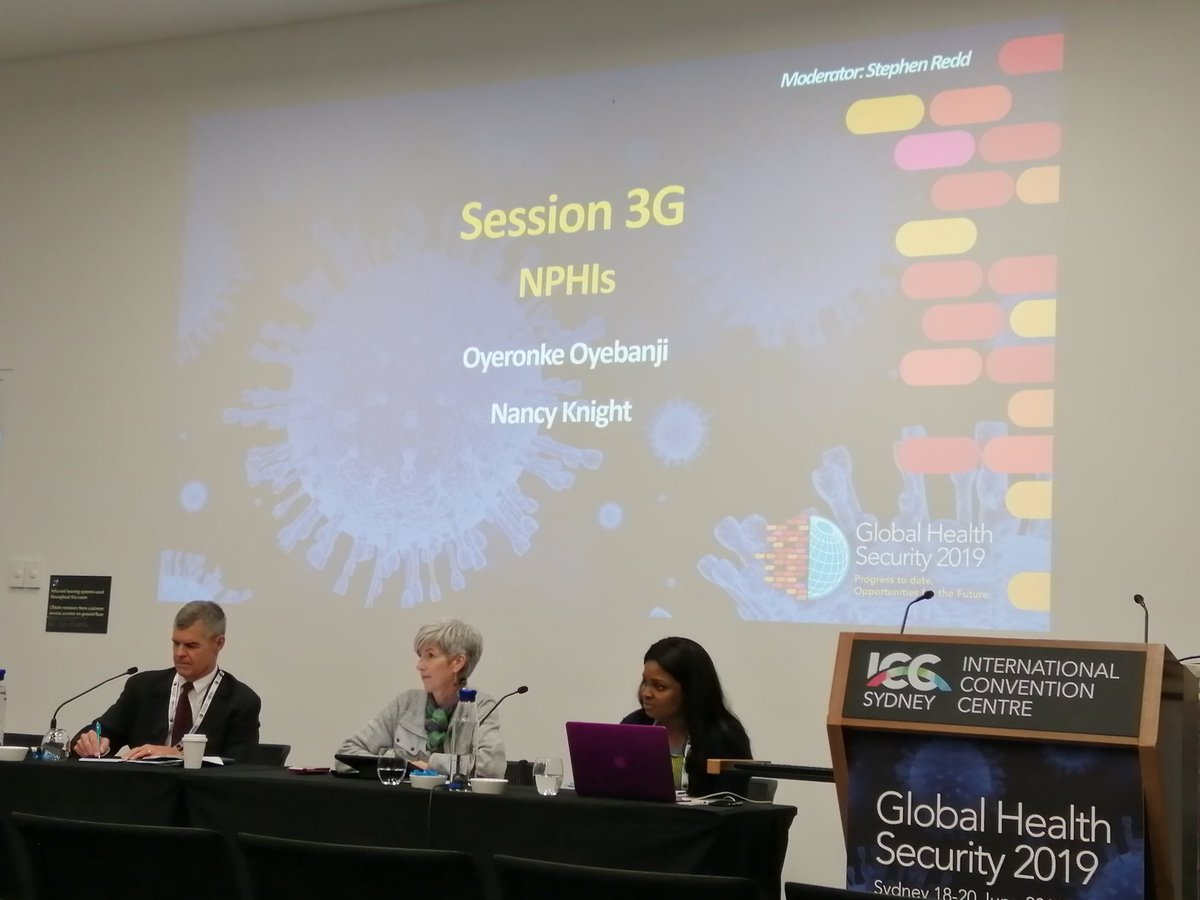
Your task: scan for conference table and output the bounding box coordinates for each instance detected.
[0,760,796,899]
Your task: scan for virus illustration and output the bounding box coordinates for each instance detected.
[645,400,710,467]
[894,739,1004,809]
[224,219,602,606]
[177,194,248,362]
[846,844,891,893]
[1084,819,1145,900]
[678,118,900,349]
[1039,745,1108,777]
[158,551,251,605]
[179,480,210,513]
[597,502,624,530]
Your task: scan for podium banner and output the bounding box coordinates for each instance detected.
[844,730,1144,899]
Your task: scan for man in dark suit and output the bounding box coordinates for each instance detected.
[71,600,261,761]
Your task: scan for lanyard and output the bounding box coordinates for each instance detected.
[166,670,223,745]
[670,737,691,789]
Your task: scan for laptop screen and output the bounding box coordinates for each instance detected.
[565,721,678,802]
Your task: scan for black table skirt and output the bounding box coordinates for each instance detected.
[1,762,796,899]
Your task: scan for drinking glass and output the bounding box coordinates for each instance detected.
[377,748,408,786]
[37,727,68,762]
[533,757,563,796]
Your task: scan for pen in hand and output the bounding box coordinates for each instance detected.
[94,721,103,758]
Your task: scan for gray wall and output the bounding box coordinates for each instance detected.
[1,0,1197,890]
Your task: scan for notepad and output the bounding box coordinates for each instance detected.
[79,755,225,766]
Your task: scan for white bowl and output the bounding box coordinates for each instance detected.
[0,746,30,762]
[409,772,447,790]
[470,777,508,795]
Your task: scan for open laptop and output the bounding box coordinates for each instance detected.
[565,721,678,802]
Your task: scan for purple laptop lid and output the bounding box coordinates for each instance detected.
[565,721,677,802]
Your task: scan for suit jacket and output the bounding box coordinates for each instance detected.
[336,687,506,778]
[73,667,261,760]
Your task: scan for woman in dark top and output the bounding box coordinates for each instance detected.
[621,636,752,796]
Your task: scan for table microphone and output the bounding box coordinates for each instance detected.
[899,591,935,635]
[1133,593,1149,644]
[477,685,528,728]
[49,666,139,730]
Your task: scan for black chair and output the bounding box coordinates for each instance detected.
[243,742,291,766]
[11,812,248,900]
[784,882,859,899]
[493,854,759,900]
[746,776,778,802]
[0,816,33,900]
[238,833,486,900]
[504,758,534,786]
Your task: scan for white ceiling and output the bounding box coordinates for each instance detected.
[0,0,458,63]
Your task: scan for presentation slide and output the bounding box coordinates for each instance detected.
[164,14,1062,631]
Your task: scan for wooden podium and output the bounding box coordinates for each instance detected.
[827,633,1197,899]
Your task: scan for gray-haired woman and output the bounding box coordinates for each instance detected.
[336,618,506,777]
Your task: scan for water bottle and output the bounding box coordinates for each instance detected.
[449,688,477,788]
[0,669,7,746]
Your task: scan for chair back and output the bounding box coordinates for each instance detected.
[238,833,486,900]
[746,776,778,802]
[783,882,859,899]
[11,812,247,900]
[504,758,534,786]
[0,816,33,900]
[493,854,758,900]
[244,743,292,766]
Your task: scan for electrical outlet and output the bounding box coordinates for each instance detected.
[23,559,43,590]
[8,561,26,589]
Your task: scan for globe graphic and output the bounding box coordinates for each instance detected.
[807,515,850,599]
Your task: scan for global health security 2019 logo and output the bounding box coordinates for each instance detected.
[867,651,951,695]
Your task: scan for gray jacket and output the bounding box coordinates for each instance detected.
[336,688,506,778]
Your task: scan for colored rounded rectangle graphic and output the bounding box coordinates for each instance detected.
[900,348,983,385]
[895,217,977,257]
[894,130,975,170]
[1008,571,1051,611]
[929,85,1012,126]
[1017,165,1060,204]
[932,170,1014,210]
[979,122,1061,163]
[999,33,1064,75]
[895,436,981,474]
[983,435,1053,474]
[986,345,1055,384]
[846,94,925,134]
[1008,389,1054,428]
[902,260,984,299]
[922,302,1004,341]
[1010,298,1056,338]
[1006,480,1052,519]
[988,254,1057,294]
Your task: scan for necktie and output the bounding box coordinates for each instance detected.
[170,682,194,746]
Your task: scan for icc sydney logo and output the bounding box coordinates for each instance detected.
[866,651,951,692]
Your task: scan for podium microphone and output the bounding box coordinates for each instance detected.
[900,591,935,635]
[1133,593,1149,644]
[49,666,138,730]
[477,685,528,729]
